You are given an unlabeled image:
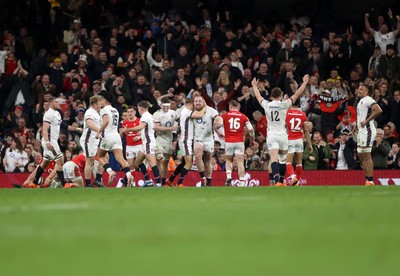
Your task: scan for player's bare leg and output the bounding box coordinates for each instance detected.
[126,157,136,187]
[235,153,246,187]
[84,156,95,187]
[98,148,117,186]
[358,149,374,185]
[203,151,213,186]
[225,154,234,186]
[112,148,134,187]
[194,143,206,186]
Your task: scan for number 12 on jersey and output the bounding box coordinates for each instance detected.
[270,111,280,122]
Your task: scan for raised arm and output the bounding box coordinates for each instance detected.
[393,15,400,37]
[290,74,310,103]
[251,78,265,104]
[365,13,376,35]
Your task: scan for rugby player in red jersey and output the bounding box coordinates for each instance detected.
[215,100,254,187]
[285,98,312,185]
[120,106,142,187]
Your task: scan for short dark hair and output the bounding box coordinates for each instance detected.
[229,100,239,107]
[271,87,283,98]
[99,91,113,103]
[137,101,150,109]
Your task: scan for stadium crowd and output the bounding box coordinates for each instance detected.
[1,0,400,178]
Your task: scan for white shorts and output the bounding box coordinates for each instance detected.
[63,161,82,182]
[357,127,376,148]
[194,140,214,153]
[267,135,288,151]
[80,137,99,157]
[157,140,173,155]
[179,140,193,156]
[100,135,123,151]
[140,141,157,155]
[288,138,304,153]
[126,145,141,159]
[42,140,63,161]
[225,142,245,155]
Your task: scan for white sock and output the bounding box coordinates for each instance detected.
[226,172,232,179]
[106,168,113,174]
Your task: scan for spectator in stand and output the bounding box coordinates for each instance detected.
[32,74,57,103]
[383,124,397,146]
[331,129,356,170]
[303,131,331,170]
[389,90,400,132]
[372,128,391,169]
[2,136,29,172]
[4,61,34,117]
[48,57,65,94]
[376,81,391,128]
[63,19,85,54]
[364,13,400,55]
[387,142,400,169]
[378,44,400,81]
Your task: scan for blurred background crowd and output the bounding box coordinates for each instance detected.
[0,0,400,173]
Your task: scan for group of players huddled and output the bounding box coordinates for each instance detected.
[21,71,381,188]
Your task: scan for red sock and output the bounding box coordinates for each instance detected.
[286,163,294,177]
[295,165,302,179]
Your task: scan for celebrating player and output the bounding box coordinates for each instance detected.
[215,100,254,187]
[285,98,313,186]
[191,95,221,186]
[120,106,142,187]
[356,83,382,185]
[165,98,195,187]
[96,92,133,186]
[27,97,82,188]
[80,95,104,187]
[251,74,309,186]
[153,97,179,186]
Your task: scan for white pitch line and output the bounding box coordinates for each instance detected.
[0,202,90,213]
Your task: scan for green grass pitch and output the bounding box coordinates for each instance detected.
[1,186,400,276]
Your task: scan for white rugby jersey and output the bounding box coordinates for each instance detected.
[179,107,194,142]
[357,96,377,131]
[261,99,292,135]
[100,105,120,138]
[82,107,100,140]
[193,106,218,141]
[153,109,178,144]
[374,32,395,54]
[140,111,156,144]
[42,108,62,142]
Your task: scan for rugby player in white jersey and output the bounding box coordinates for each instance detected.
[191,95,221,186]
[130,101,162,187]
[153,97,179,186]
[165,98,194,187]
[80,95,104,187]
[28,97,82,188]
[356,83,382,185]
[251,74,309,186]
[96,92,133,186]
